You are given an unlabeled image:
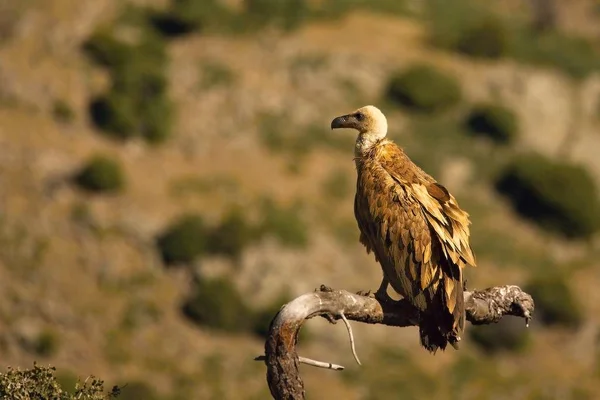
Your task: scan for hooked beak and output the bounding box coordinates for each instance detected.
[331,114,350,130]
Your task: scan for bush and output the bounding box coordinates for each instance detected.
[52,100,75,123]
[74,155,125,194]
[258,199,308,248]
[456,17,508,59]
[0,364,119,399]
[34,329,60,358]
[206,209,254,260]
[181,277,251,332]
[244,0,310,31]
[495,154,600,238]
[84,23,172,143]
[525,274,583,329]
[89,94,137,140]
[83,30,130,68]
[156,214,207,265]
[465,103,518,144]
[386,65,462,113]
[469,317,529,353]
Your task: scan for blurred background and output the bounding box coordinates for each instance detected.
[1,0,600,398]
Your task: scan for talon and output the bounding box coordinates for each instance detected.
[319,284,333,292]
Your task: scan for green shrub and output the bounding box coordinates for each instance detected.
[89,93,137,140]
[0,364,119,399]
[386,65,462,113]
[181,277,251,332]
[52,100,75,123]
[74,155,125,194]
[258,199,308,248]
[244,0,310,31]
[83,30,131,68]
[156,214,207,265]
[525,274,583,329]
[166,0,232,34]
[465,103,518,144]
[206,209,254,260]
[456,17,508,59]
[34,329,60,358]
[84,23,172,143]
[495,154,600,238]
[469,317,529,353]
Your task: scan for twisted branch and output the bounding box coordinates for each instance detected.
[258,284,534,400]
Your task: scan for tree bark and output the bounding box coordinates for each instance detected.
[263,284,534,400]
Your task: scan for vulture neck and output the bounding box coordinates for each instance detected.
[355,132,386,157]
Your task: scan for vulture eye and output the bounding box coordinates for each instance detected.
[355,113,365,121]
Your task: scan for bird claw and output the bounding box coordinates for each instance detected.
[356,289,373,297]
[318,284,334,293]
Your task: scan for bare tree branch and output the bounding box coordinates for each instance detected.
[259,284,534,400]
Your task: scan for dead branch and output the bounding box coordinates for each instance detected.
[259,284,534,400]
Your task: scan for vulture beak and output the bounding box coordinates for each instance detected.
[331,114,350,130]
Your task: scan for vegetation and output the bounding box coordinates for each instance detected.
[0,364,120,399]
[258,198,308,248]
[84,20,172,143]
[151,0,233,36]
[206,208,255,261]
[495,153,600,238]
[74,155,125,194]
[469,317,530,353]
[34,329,60,358]
[386,65,462,113]
[182,277,251,332]
[426,0,600,79]
[52,99,75,123]
[244,0,310,32]
[525,273,584,329]
[455,17,508,59]
[151,0,409,37]
[464,103,519,144]
[156,214,207,265]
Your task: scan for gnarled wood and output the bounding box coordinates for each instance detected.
[262,284,534,400]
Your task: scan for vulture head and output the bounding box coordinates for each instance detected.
[331,105,388,150]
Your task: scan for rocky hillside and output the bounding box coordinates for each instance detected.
[1,0,600,399]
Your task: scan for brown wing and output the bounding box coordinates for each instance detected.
[354,152,440,314]
[378,142,476,271]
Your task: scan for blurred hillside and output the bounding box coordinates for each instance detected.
[1,0,600,398]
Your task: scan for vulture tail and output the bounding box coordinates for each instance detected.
[418,264,464,353]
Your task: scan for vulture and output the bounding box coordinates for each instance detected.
[331,105,476,353]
